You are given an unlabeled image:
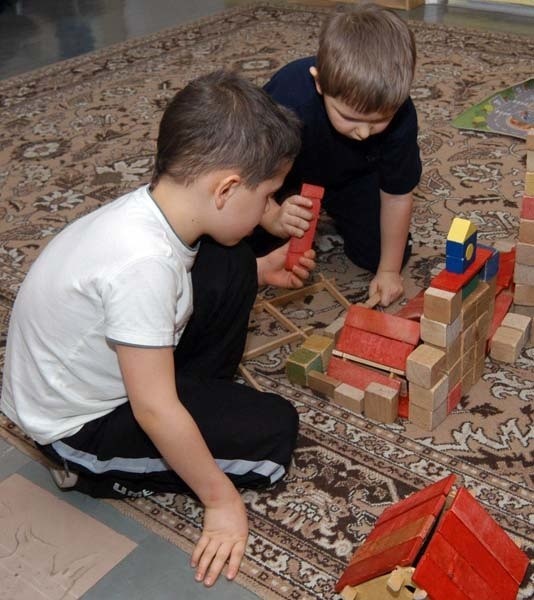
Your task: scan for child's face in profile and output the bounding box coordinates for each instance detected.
[322,95,393,141]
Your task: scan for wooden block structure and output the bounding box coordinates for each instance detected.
[336,475,529,600]
[513,131,534,329]
[445,217,477,274]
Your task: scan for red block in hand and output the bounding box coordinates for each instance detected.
[285,183,324,271]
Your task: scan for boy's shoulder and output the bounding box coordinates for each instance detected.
[264,56,317,110]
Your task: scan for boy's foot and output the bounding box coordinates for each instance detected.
[49,466,79,489]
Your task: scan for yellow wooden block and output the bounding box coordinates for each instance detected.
[525,172,534,196]
[447,217,477,244]
[302,334,334,370]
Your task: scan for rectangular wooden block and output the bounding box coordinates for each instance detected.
[428,336,461,370]
[520,195,534,220]
[308,370,341,398]
[322,314,346,342]
[512,304,534,344]
[447,382,462,413]
[473,354,486,384]
[364,382,399,424]
[525,171,534,196]
[461,345,476,376]
[409,399,447,430]
[447,358,462,390]
[475,310,491,343]
[461,366,475,396]
[461,322,477,353]
[514,263,534,285]
[501,312,531,347]
[518,219,534,244]
[405,344,446,388]
[528,150,534,173]
[327,356,401,392]
[460,292,478,329]
[488,291,514,341]
[514,283,534,306]
[345,305,420,345]
[409,374,449,411]
[431,247,493,292]
[302,334,334,371]
[333,382,365,413]
[420,314,461,347]
[515,242,534,266]
[423,287,462,324]
[490,326,523,363]
[286,347,323,386]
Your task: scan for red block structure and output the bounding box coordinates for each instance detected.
[327,356,401,392]
[431,247,493,292]
[285,183,324,271]
[345,305,421,346]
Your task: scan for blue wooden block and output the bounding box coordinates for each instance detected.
[478,243,500,281]
[446,239,466,258]
[446,255,467,273]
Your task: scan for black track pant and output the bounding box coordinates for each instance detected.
[37,239,299,499]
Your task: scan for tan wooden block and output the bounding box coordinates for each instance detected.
[514,283,534,306]
[501,312,531,347]
[322,314,346,342]
[409,398,447,430]
[473,282,491,316]
[461,345,476,375]
[515,242,534,267]
[461,366,474,396]
[518,219,534,244]
[490,326,523,363]
[409,373,449,410]
[528,149,534,173]
[512,304,534,344]
[333,382,365,413]
[302,334,334,371]
[428,335,461,371]
[493,239,516,253]
[514,263,534,286]
[525,172,534,196]
[308,370,341,398]
[528,130,534,152]
[475,334,487,362]
[405,344,446,388]
[475,311,491,343]
[461,322,477,353]
[420,314,461,348]
[473,354,486,384]
[423,287,462,324]
[460,293,478,329]
[447,358,462,390]
[364,382,399,424]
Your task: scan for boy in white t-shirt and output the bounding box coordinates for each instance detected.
[1,71,315,587]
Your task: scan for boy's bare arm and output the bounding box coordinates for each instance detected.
[370,190,414,306]
[115,344,248,587]
[259,195,313,238]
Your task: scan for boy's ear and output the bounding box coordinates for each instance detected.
[309,66,323,95]
[214,174,242,209]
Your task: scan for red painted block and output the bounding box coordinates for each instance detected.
[449,488,529,585]
[337,326,415,372]
[413,554,474,600]
[415,532,504,600]
[487,290,514,342]
[520,195,534,220]
[374,477,454,528]
[497,248,516,289]
[431,247,493,292]
[327,356,401,391]
[398,393,409,418]
[438,511,520,599]
[447,382,462,413]
[285,183,324,270]
[345,305,420,345]
[394,289,425,321]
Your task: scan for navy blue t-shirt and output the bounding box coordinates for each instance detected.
[264,57,422,202]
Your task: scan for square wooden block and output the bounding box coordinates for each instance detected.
[518,219,534,245]
[501,312,531,347]
[322,314,346,342]
[423,287,462,324]
[333,382,365,413]
[490,326,524,363]
[513,283,534,307]
[409,399,447,430]
[302,334,335,371]
[406,344,446,388]
[308,370,341,398]
[409,373,449,411]
[364,382,399,424]
[286,347,323,386]
[420,314,461,348]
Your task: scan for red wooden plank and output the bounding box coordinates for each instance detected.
[431,247,493,292]
[438,511,519,599]
[301,183,325,200]
[374,474,456,527]
[447,382,462,413]
[345,305,420,345]
[335,540,420,592]
[327,356,401,391]
[449,488,529,585]
[336,326,414,371]
[394,289,425,321]
[487,290,514,342]
[497,248,516,289]
[398,393,409,418]
[415,532,503,600]
[413,554,472,600]
[520,195,534,220]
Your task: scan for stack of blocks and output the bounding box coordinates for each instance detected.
[406,218,496,430]
[512,129,534,341]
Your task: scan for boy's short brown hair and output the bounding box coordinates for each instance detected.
[153,70,301,187]
[316,4,416,115]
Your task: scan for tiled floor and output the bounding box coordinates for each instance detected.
[0,1,533,599]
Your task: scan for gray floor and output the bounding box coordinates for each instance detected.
[0,1,533,599]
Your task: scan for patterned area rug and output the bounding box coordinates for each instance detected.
[0,4,533,599]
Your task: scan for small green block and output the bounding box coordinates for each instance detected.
[301,334,334,370]
[286,347,323,386]
[462,275,479,300]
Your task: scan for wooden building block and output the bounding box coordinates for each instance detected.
[431,247,492,293]
[423,287,462,324]
[478,244,500,282]
[334,382,365,413]
[447,358,462,390]
[525,171,534,196]
[285,183,323,270]
[302,334,334,371]
[512,304,534,344]
[460,291,478,329]
[475,311,491,343]
[473,354,486,384]
[461,367,474,396]
[420,314,461,348]
[520,196,534,220]
[461,345,475,376]
[514,283,534,306]
[518,219,534,244]
[328,356,402,391]
[405,344,446,388]
[446,218,477,274]
[428,336,461,370]
[489,326,523,363]
[515,242,534,266]
[364,382,399,424]
[447,382,462,413]
[322,314,346,342]
[501,312,531,347]
[409,374,449,411]
[528,150,534,173]
[409,399,447,430]
[514,263,534,286]
[460,322,476,353]
[488,291,514,341]
[528,130,534,152]
[336,326,415,373]
[286,347,322,386]
[345,305,420,345]
[308,370,341,398]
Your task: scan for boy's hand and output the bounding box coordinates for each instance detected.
[192,493,248,587]
[369,270,404,307]
[269,194,314,239]
[257,243,316,288]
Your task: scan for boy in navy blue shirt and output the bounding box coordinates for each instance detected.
[255,5,422,306]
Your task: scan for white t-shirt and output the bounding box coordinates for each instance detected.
[1,185,198,444]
